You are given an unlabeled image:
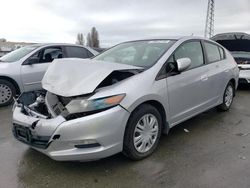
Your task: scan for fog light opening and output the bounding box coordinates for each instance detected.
[74,139,101,149]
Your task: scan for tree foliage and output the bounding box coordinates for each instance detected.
[76,33,85,45]
[86,27,100,48]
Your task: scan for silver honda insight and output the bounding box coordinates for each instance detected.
[12,36,239,161]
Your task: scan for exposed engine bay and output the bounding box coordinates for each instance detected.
[16,69,141,120]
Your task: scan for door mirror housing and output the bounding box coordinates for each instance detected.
[27,57,39,65]
[176,58,191,72]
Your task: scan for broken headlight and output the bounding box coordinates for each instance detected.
[65,94,126,114]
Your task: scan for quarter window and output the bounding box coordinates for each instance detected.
[204,42,221,63]
[218,46,225,60]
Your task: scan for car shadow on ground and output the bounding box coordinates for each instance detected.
[238,83,250,91]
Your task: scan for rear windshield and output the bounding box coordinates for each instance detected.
[0,45,38,62]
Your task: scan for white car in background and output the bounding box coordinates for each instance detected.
[0,44,98,106]
[212,32,250,84]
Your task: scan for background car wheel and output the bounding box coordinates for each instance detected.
[123,104,162,160]
[0,79,16,107]
[217,82,234,111]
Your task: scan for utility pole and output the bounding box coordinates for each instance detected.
[204,0,215,38]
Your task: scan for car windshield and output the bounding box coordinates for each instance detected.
[93,40,176,68]
[0,45,38,62]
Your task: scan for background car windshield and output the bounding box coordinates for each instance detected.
[94,40,175,68]
[0,46,38,62]
[232,51,250,64]
[231,51,250,58]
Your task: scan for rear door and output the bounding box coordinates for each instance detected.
[21,46,64,91]
[202,41,228,101]
[165,40,212,125]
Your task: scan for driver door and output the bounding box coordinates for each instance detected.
[166,41,211,126]
[21,46,63,92]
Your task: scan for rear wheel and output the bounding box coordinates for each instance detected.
[123,104,162,160]
[217,82,234,111]
[0,79,16,107]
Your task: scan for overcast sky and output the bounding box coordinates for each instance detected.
[0,0,249,47]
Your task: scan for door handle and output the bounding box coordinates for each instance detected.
[201,75,208,81]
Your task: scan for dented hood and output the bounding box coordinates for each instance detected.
[42,58,141,97]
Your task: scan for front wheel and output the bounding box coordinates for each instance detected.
[217,82,234,111]
[123,104,162,160]
[0,79,16,107]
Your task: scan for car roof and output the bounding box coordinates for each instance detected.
[27,43,98,55]
[122,36,210,43]
[30,43,89,48]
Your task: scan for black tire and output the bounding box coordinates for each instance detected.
[0,79,16,107]
[217,82,234,111]
[123,104,162,160]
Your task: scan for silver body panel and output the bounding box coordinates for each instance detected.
[12,36,239,161]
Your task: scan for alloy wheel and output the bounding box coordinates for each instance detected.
[0,84,12,104]
[225,85,233,107]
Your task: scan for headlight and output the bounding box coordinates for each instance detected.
[66,94,126,114]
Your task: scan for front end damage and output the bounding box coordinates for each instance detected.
[12,59,143,161]
[12,89,131,161]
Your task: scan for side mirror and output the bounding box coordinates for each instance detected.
[176,58,191,72]
[27,57,39,65]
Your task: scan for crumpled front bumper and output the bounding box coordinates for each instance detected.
[12,105,130,161]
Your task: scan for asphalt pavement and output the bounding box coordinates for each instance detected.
[0,86,250,188]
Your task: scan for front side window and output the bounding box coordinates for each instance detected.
[42,47,63,63]
[28,47,63,64]
[174,41,204,69]
[93,40,176,68]
[204,42,221,63]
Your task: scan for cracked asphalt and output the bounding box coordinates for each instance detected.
[0,86,250,188]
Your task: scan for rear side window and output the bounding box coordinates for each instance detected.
[204,42,221,63]
[65,46,90,58]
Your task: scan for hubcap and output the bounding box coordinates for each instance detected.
[133,114,159,153]
[0,84,12,104]
[225,85,233,107]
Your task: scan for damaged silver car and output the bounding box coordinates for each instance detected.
[12,37,239,161]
